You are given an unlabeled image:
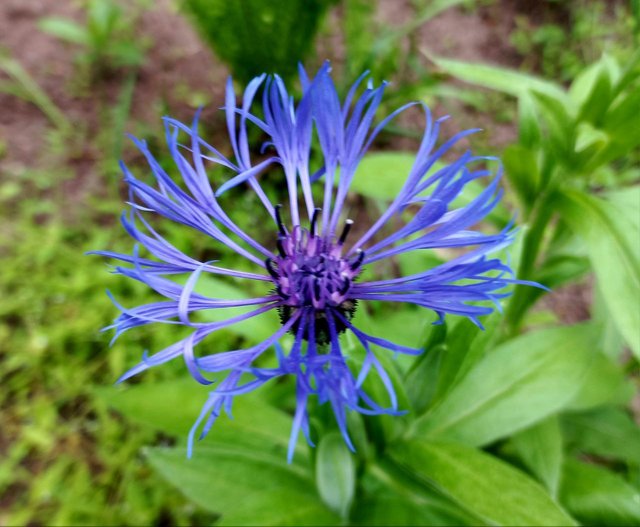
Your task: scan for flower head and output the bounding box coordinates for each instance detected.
[95,63,533,461]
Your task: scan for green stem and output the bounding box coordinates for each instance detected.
[502,192,557,336]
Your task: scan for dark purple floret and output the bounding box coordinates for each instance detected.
[268,207,360,342]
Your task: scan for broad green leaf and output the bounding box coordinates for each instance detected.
[98,378,208,436]
[315,432,356,518]
[406,344,445,414]
[187,274,280,344]
[511,416,563,497]
[350,153,510,225]
[344,308,413,447]
[390,441,576,526]
[430,56,568,103]
[147,445,339,526]
[559,459,640,526]
[352,493,466,526]
[354,465,479,526]
[350,152,422,199]
[534,254,590,291]
[216,489,338,526]
[559,189,640,358]
[430,312,500,405]
[565,350,634,411]
[606,187,640,228]
[413,325,597,446]
[562,407,640,465]
[99,378,305,457]
[575,59,614,125]
[575,122,609,153]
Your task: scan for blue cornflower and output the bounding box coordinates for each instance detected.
[95,64,534,461]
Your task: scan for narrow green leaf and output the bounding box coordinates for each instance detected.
[430,56,568,103]
[390,441,576,526]
[503,144,539,210]
[569,61,605,107]
[559,189,640,358]
[530,90,576,163]
[563,407,640,465]
[38,17,89,45]
[315,432,356,518]
[511,416,563,497]
[413,325,597,446]
[576,61,613,125]
[517,91,542,148]
[559,459,640,527]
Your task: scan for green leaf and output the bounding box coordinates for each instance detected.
[98,378,207,436]
[350,152,509,226]
[390,441,576,526]
[355,463,478,526]
[315,432,356,518]
[350,152,421,199]
[530,90,576,164]
[405,344,445,414]
[147,445,339,526]
[98,378,306,457]
[186,274,280,344]
[430,312,500,404]
[565,351,634,411]
[569,61,605,107]
[412,325,597,446]
[430,56,568,103]
[559,459,640,527]
[517,91,542,148]
[503,144,539,210]
[576,60,613,125]
[38,17,89,45]
[562,407,640,465]
[352,493,464,526]
[559,189,640,358]
[511,416,563,497]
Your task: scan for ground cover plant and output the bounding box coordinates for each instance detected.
[0,0,638,525]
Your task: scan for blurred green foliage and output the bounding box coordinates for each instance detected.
[180,0,334,84]
[1,0,638,525]
[510,0,635,81]
[39,0,149,81]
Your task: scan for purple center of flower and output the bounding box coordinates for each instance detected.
[267,206,364,341]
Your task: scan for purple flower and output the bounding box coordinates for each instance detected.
[94,64,534,461]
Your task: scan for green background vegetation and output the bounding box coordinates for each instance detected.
[0,0,638,525]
